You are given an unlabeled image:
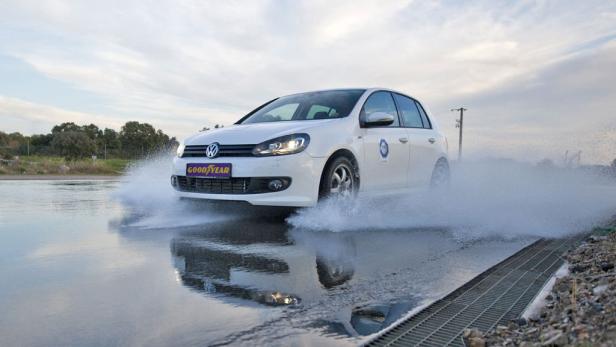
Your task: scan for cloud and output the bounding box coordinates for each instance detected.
[0,0,615,162]
[0,95,124,133]
[438,41,616,163]
[0,95,232,137]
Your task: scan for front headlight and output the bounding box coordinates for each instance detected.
[176,143,185,158]
[253,133,310,157]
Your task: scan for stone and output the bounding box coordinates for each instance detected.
[517,317,528,327]
[573,324,589,340]
[467,336,485,347]
[465,328,482,338]
[495,325,509,337]
[463,328,486,347]
[591,302,604,312]
[588,235,608,243]
[540,329,567,346]
[592,284,608,295]
[526,327,539,335]
[481,228,616,346]
[463,328,473,338]
[570,264,590,273]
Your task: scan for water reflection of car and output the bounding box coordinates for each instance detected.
[165,220,451,341]
[316,256,355,289]
[169,219,358,307]
[170,220,301,306]
[351,302,417,335]
[324,302,417,338]
[172,236,300,306]
[171,88,449,207]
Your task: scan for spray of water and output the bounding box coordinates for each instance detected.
[287,160,616,239]
[113,153,231,229]
[114,153,616,238]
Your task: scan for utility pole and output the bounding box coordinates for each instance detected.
[451,107,467,161]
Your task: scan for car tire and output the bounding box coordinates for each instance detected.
[319,156,358,200]
[430,159,450,189]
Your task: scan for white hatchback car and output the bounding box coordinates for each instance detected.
[171,88,449,207]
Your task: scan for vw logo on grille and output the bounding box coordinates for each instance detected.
[205,142,220,158]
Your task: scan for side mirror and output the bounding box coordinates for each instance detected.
[363,112,395,127]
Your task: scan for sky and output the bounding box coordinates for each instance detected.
[0,0,615,164]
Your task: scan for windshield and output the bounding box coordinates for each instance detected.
[238,89,365,124]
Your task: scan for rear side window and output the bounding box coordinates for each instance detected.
[415,101,432,129]
[361,91,400,127]
[393,94,423,128]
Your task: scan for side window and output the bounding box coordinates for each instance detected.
[415,101,432,129]
[361,91,399,127]
[393,94,423,128]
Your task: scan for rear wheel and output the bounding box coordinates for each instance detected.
[430,159,450,189]
[319,156,358,200]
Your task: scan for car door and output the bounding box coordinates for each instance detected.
[360,91,410,191]
[392,93,440,187]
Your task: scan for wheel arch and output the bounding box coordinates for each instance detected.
[435,156,449,167]
[430,156,451,187]
[319,148,360,195]
[432,156,450,175]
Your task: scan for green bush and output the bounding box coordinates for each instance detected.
[0,156,131,175]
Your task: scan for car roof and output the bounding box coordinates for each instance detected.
[364,87,419,100]
[281,87,420,101]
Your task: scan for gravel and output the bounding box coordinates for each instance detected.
[467,226,616,347]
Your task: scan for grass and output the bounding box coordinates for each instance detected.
[590,216,616,236]
[0,155,131,175]
[592,226,616,236]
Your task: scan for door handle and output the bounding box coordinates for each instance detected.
[399,137,408,143]
[428,138,436,144]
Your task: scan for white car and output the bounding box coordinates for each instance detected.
[171,88,449,207]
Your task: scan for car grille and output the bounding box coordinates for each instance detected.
[182,144,255,157]
[175,176,290,194]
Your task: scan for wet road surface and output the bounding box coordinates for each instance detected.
[0,180,533,346]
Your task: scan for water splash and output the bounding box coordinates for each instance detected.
[113,153,616,237]
[112,153,231,229]
[288,160,616,239]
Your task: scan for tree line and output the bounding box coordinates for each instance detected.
[0,121,178,160]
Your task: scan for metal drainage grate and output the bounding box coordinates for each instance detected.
[367,238,578,347]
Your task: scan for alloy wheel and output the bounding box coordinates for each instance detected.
[330,163,354,197]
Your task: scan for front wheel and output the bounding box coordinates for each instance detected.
[319,156,358,200]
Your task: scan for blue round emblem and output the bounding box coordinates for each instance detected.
[379,139,389,159]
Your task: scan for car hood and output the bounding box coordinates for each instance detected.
[184,120,339,145]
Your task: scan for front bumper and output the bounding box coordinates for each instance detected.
[171,152,327,207]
